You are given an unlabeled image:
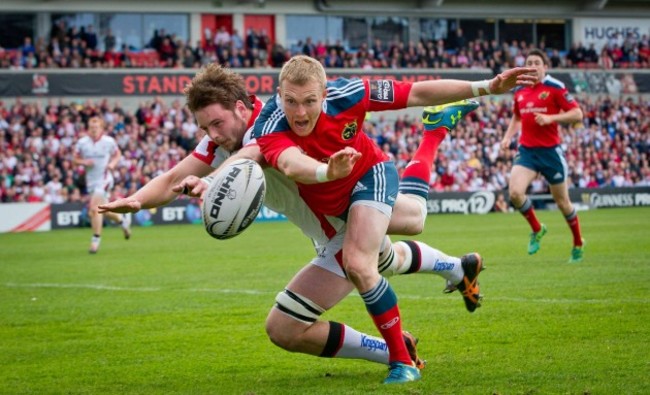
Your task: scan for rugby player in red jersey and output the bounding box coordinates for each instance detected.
[254,55,537,383]
[500,48,585,263]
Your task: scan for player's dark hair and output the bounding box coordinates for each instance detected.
[184,63,252,113]
[527,48,550,67]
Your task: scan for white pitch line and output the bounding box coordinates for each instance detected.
[4,282,161,292]
[3,283,644,304]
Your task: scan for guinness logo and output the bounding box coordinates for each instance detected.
[342,121,357,140]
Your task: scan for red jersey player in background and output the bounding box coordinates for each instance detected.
[501,48,585,263]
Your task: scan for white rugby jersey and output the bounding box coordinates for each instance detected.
[192,126,344,245]
[74,135,118,185]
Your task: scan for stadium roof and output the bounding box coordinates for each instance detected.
[1,0,649,18]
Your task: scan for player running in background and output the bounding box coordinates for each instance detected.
[99,62,536,383]
[73,115,131,254]
[253,55,537,383]
[500,48,585,263]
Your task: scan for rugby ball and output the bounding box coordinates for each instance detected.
[201,159,266,240]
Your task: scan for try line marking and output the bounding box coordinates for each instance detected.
[3,282,642,304]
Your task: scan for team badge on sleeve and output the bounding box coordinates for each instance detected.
[369,80,395,103]
[564,92,576,103]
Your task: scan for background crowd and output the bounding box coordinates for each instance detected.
[1,22,649,71]
[1,94,648,206]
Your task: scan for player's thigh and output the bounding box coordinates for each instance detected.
[344,204,390,265]
[285,264,355,311]
[346,160,396,259]
[88,193,107,212]
[388,194,424,235]
[509,165,538,195]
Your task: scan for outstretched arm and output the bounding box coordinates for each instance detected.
[172,144,266,198]
[407,66,538,107]
[98,155,213,213]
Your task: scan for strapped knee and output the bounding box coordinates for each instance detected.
[274,289,325,324]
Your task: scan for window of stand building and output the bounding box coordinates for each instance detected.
[285,15,344,54]
[0,13,35,49]
[50,12,189,52]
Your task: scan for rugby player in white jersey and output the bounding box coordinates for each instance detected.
[99,63,536,375]
[73,116,131,254]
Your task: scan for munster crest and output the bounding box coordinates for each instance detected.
[342,121,358,140]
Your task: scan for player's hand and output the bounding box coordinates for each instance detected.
[98,198,141,214]
[534,113,552,126]
[500,138,511,151]
[489,67,538,94]
[173,175,208,199]
[327,147,361,180]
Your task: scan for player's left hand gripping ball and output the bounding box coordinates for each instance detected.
[201,159,266,240]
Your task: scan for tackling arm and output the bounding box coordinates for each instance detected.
[98,155,213,213]
[171,144,266,197]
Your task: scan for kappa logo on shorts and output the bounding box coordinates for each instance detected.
[341,121,358,140]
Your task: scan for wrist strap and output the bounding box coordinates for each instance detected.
[315,164,330,183]
[471,80,491,96]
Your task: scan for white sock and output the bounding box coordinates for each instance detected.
[335,324,389,365]
[397,240,464,284]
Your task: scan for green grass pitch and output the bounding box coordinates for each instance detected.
[1,207,648,394]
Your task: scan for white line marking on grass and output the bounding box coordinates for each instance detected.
[190,288,271,295]
[4,283,643,304]
[4,283,161,292]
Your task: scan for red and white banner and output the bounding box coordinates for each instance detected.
[0,203,51,232]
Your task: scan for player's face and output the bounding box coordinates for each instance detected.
[525,55,548,82]
[195,101,248,152]
[87,118,104,140]
[279,79,326,137]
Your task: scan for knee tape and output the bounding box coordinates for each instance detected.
[275,289,325,324]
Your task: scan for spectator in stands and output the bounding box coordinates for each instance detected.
[257,29,270,63]
[302,37,316,57]
[84,25,98,51]
[231,29,244,52]
[245,28,259,52]
[103,28,117,52]
[158,37,176,64]
[214,26,231,48]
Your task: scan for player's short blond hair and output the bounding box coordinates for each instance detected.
[184,63,252,113]
[278,55,327,90]
[88,115,104,127]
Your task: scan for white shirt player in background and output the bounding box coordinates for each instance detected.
[73,116,131,254]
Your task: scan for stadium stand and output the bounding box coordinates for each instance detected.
[1,27,648,70]
[1,95,648,204]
